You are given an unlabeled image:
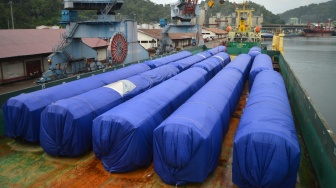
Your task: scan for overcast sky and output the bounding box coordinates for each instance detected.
[149,0,331,14]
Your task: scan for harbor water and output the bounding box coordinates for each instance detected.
[283,37,336,133]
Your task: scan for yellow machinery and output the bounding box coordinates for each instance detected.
[226,1,261,43]
[272,28,285,53]
[208,0,226,8]
[208,0,214,8]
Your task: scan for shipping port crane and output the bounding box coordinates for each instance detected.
[157,0,204,54]
[46,0,149,77]
[157,0,230,54]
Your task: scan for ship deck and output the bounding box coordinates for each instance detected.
[0,82,317,187]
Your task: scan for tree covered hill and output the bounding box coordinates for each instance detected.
[278,0,336,24]
[0,0,64,29]
[2,0,333,29]
[0,0,171,29]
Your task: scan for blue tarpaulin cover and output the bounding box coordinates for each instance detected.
[93,64,150,85]
[248,46,262,59]
[40,64,180,157]
[2,63,150,142]
[233,70,300,188]
[207,45,226,55]
[153,63,250,185]
[192,52,231,81]
[248,54,273,91]
[153,53,250,185]
[92,67,208,172]
[224,54,252,81]
[170,51,211,71]
[212,52,231,66]
[92,57,225,172]
[144,51,192,69]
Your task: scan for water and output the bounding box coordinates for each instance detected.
[283,37,336,132]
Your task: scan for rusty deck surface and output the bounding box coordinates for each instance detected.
[0,84,316,188]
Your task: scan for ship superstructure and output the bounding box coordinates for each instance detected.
[227,1,261,46]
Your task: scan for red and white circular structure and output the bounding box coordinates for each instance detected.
[110,32,128,64]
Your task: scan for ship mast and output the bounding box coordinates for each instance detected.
[235,0,253,32]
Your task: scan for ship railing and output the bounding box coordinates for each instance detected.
[279,54,336,187]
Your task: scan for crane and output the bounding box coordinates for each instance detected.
[157,0,204,54]
[45,0,149,81]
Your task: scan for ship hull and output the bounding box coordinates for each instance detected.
[303,29,333,37]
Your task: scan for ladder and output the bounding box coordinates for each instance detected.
[102,1,117,15]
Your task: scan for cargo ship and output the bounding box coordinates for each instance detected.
[303,20,334,37]
[1,35,327,188]
[1,2,335,188]
[1,36,335,187]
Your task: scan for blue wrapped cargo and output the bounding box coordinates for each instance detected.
[153,69,246,185]
[248,46,262,59]
[93,64,150,85]
[40,64,180,157]
[207,45,226,55]
[212,52,231,66]
[92,56,226,172]
[2,63,150,142]
[224,54,252,82]
[192,52,231,81]
[170,51,212,71]
[153,54,252,185]
[233,70,300,188]
[144,51,192,69]
[92,67,208,172]
[248,54,273,91]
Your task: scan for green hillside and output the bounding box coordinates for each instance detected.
[278,0,336,24]
[3,0,333,29]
